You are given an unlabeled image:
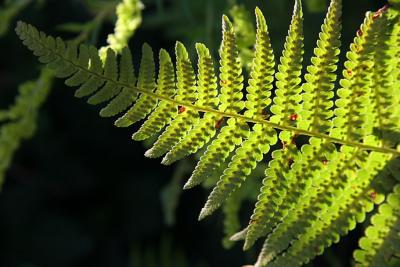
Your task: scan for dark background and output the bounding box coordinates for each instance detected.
[0,0,389,266]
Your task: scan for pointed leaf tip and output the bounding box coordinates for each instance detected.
[195,42,208,57]
[198,208,210,221]
[141,42,152,54]
[160,155,173,166]
[159,48,171,63]
[255,7,267,32]
[295,0,303,14]
[222,15,233,32]
[182,181,194,190]
[175,41,189,59]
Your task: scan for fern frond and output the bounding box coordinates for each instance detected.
[14,2,400,266]
[256,151,391,267]
[115,43,156,127]
[0,69,52,188]
[269,0,303,127]
[244,7,275,120]
[354,184,400,267]
[145,42,199,159]
[100,47,138,117]
[199,124,276,220]
[88,48,121,105]
[242,0,304,248]
[132,49,176,141]
[298,0,341,133]
[368,9,400,147]
[330,11,383,141]
[243,143,300,249]
[184,118,248,189]
[184,15,248,188]
[161,43,218,164]
[218,15,244,114]
[197,8,279,220]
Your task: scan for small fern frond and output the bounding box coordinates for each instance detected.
[368,9,400,147]
[353,184,400,267]
[330,11,383,141]
[298,0,341,133]
[243,143,300,249]
[184,119,248,190]
[199,124,276,220]
[256,151,391,267]
[161,44,218,164]
[219,15,244,114]
[145,42,199,159]
[115,43,156,127]
[132,49,176,141]
[244,7,274,120]
[100,47,137,117]
[198,10,279,219]
[87,48,120,105]
[194,43,219,109]
[269,0,303,128]
[0,69,52,188]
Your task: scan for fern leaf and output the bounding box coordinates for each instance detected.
[132,49,176,141]
[243,143,301,249]
[242,0,304,248]
[161,43,218,164]
[183,118,245,189]
[183,15,247,187]
[255,145,358,264]
[199,124,276,220]
[244,7,275,119]
[144,42,199,159]
[257,151,391,267]
[194,43,219,109]
[0,69,52,188]
[330,11,382,141]
[88,48,121,105]
[218,15,244,113]
[269,0,303,126]
[298,0,341,133]
[100,47,138,117]
[74,46,105,98]
[368,10,400,146]
[115,43,156,127]
[354,184,400,267]
[197,9,281,219]
[65,44,90,86]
